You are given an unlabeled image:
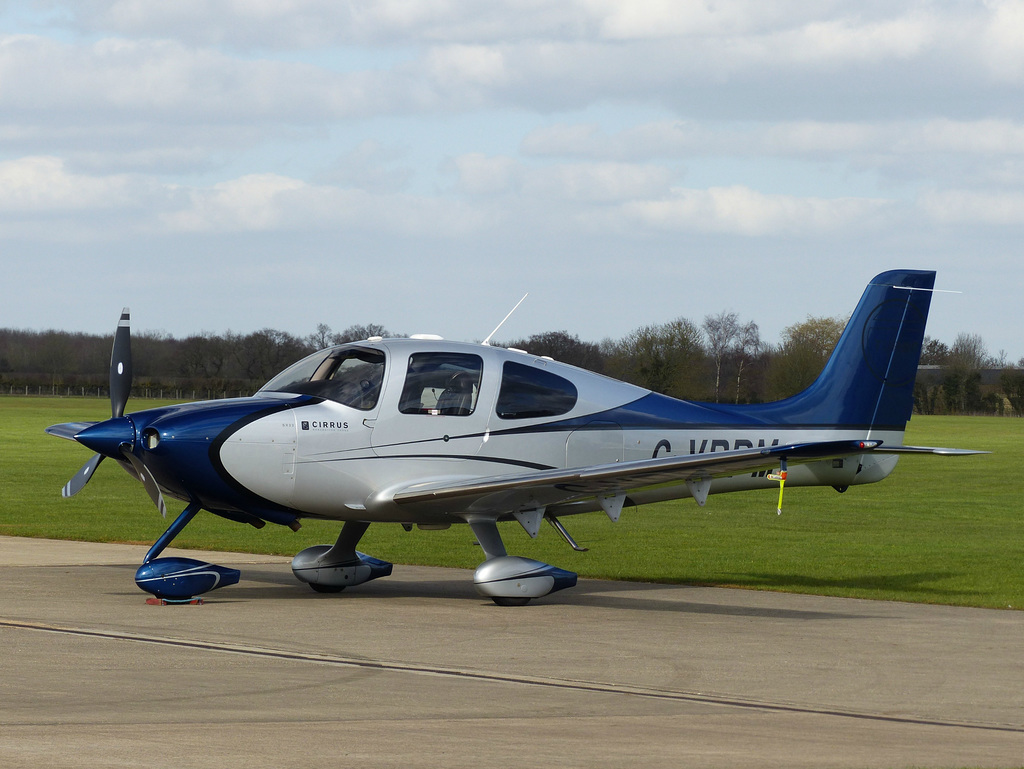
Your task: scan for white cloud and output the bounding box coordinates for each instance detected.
[315,141,413,193]
[0,34,400,124]
[161,176,494,237]
[0,157,490,239]
[800,119,1024,158]
[982,0,1024,80]
[452,153,520,195]
[453,153,673,201]
[52,0,594,47]
[522,162,674,202]
[522,119,1024,188]
[620,186,890,236]
[586,0,766,39]
[5,2,1024,143]
[162,173,308,232]
[920,188,1024,225]
[768,14,937,64]
[423,44,508,87]
[0,154,890,243]
[0,155,141,212]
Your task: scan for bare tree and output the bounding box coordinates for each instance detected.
[308,323,334,350]
[333,323,393,344]
[39,332,73,387]
[949,332,990,370]
[501,330,605,373]
[180,333,228,379]
[733,320,761,404]
[701,312,763,403]
[702,311,740,402]
[232,329,312,383]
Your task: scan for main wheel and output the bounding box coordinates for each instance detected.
[309,583,345,593]
[491,596,531,606]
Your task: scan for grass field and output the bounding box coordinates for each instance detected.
[2,396,1022,608]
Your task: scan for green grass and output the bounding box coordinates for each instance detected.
[2,397,1022,608]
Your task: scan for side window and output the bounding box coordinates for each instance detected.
[399,353,483,416]
[497,361,578,419]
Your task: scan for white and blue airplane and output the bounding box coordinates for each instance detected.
[47,269,979,605]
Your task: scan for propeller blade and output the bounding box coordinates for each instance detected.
[62,453,105,498]
[121,448,168,518]
[110,308,132,419]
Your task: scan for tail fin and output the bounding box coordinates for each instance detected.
[759,269,935,430]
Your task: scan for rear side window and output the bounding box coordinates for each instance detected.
[497,361,578,419]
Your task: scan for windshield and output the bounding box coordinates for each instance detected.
[259,347,386,410]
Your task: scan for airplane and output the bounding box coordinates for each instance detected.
[46,269,981,605]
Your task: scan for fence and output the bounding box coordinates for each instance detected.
[3,385,256,400]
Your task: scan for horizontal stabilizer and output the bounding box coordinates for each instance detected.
[876,445,989,456]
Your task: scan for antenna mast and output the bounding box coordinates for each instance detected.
[482,293,528,346]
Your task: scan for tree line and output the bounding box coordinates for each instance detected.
[2,316,1021,416]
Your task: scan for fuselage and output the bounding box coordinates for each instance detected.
[123,338,899,527]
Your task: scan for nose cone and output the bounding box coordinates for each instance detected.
[75,416,136,457]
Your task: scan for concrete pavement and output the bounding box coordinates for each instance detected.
[2,535,1023,768]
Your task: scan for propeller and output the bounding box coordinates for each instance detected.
[53,308,168,516]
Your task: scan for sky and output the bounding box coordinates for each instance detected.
[2,1,1023,362]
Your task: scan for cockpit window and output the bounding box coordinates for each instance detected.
[497,360,578,419]
[399,353,482,416]
[260,347,385,410]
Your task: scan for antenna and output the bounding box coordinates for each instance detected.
[884,285,962,294]
[482,293,528,346]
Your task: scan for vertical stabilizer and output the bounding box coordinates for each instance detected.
[756,269,935,430]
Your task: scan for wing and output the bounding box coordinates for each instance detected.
[390,439,883,518]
